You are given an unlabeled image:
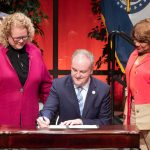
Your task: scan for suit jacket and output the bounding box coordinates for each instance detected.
[125,50,150,129]
[41,75,112,125]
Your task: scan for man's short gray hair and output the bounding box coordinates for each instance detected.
[72,49,94,67]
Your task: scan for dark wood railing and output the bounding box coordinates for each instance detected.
[0,125,140,149]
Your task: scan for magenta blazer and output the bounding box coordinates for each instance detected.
[0,43,52,128]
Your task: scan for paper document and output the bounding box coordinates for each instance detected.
[49,125,99,129]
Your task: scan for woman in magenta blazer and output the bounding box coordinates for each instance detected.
[0,12,52,128]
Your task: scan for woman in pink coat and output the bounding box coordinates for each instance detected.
[125,18,150,150]
[0,12,52,128]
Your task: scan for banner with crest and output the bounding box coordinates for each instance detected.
[100,0,150,73]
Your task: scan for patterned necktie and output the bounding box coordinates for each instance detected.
[76,87,84,116]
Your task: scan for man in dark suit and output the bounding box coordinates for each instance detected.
[37,49,112,127]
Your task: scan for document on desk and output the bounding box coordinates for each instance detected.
[49,125,99,129]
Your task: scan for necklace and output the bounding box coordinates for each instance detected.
[17,53,24,68]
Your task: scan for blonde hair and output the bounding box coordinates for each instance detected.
[132,18,150,44]
[0,12,35,47]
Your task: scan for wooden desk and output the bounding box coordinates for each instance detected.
[0,125,140,149]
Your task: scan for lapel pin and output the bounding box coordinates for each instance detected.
[92,91,96,94]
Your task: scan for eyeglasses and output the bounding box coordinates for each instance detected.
[134,39,149,43]
[10,35,29,42]
[133,39,149,46]
[132,36,149,44]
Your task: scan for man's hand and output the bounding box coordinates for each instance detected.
[36,116,50,128]
[60,119,83,125]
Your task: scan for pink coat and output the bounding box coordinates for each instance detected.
[0,43,52,128]
[126,50,150,128]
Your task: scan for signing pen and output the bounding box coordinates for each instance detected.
[40,111,46,121]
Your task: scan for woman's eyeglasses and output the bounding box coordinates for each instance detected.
[10,35,29,42]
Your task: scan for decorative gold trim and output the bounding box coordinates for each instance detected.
[126,0,131,13]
